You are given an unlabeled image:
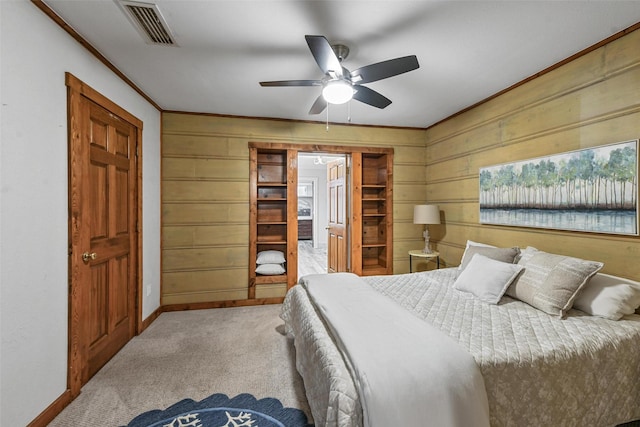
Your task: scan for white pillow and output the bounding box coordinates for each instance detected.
[256,250,286,265]
[458,240,496,271]
[464,240,495,250]
[454,254,525,304]
[255,263,285,275]
[509,247,603,318]
[459,246,520,272]
[573,273,640,320]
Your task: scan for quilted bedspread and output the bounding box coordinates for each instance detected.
[281,268,640,427]
[301,272,489,427]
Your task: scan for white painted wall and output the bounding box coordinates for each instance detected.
[0,2,161,425]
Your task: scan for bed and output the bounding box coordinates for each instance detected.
[281,245,640,427]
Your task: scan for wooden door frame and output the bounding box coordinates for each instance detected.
[66,72,143,398]
[249,142,393,276]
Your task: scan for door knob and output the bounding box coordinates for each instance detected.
[82,252,97,262]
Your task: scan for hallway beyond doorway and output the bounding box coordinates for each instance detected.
[298,241,327,279]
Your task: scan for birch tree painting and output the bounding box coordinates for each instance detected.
[479,140,638,235]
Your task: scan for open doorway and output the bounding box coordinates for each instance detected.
[297,153,347,278]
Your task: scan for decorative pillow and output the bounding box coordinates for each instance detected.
[454,254,524,304]
[255,263,285,275]
[515,245,538,264]
[507,247,603,317]
[256,250,286,265]
[459,246,520,272]
[458,240,496,270]
[573,273,640,320]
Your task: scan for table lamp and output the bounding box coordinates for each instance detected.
[413,205,440,253]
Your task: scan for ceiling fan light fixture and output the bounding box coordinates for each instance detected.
[260,35,419,115]
[322,80,353,104]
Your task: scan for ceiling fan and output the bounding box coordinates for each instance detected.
[259,35,420,115]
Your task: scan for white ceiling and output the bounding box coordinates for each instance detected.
[43,1,640,128]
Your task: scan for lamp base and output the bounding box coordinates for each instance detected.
[422,245,434,254]
[422,230,433,254]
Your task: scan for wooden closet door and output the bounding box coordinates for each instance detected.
[83,99,137,382]
[67,73,141,397]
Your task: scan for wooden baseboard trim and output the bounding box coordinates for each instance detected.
[27,389,72,427]
[140,306,162,333]
[162,297,285,312]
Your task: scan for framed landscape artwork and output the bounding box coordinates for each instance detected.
[479,140,638,236]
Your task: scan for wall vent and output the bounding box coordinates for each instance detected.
[117,0,177,46]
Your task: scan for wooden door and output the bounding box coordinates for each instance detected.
[84,99,137,381]
[68,73,140,393]
[327,158,348,273]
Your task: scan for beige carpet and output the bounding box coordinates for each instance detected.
[49,304,312,426]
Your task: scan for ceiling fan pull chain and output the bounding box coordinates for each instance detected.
[348,100,352,123]
[326,103,330,131]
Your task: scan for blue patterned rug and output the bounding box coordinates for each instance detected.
[124,393,313,427]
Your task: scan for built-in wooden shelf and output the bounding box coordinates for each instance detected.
[249,145,298,299]
[353,152,393,276]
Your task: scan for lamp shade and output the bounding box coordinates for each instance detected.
[413,205,440,224]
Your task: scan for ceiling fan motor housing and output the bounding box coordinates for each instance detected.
[331,44,350,62]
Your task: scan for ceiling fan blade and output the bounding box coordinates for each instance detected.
[351,55,419,84]
[308,94,327,115]
[352,85,392,109]
[260,80,322,87]
[305,35,343,78]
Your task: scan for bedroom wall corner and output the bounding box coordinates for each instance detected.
[425,25,640,281]
[0,3,161,425]
[161,113,428,305]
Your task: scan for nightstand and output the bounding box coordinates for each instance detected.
[409,250,440,273]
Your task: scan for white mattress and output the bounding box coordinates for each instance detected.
[281,268,640,426]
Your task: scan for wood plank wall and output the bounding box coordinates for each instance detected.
[426,27,640,281]
[162,114,426,305]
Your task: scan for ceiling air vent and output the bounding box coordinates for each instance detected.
[117,0,177,46]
